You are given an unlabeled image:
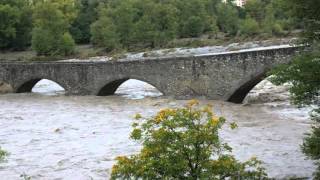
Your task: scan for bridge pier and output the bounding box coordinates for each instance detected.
[0,81,13,94]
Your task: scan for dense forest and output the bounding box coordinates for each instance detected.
[0,0,296,56]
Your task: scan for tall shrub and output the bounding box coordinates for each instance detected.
[111,101,269,179]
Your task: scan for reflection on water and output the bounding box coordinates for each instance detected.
[0,79,315,179]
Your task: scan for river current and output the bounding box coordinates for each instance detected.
[0,79,315,179]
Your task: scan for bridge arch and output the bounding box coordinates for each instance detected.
[16,78,67,94]
[97,77,164,97]
[227,72,267,103]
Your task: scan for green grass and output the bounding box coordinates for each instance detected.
[0,49,36,62]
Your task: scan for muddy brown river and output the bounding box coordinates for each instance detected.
[0,79,315,179]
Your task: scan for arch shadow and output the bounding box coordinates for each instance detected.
[97,78,129,96]
[97,78,163,97]
[228,73,267,104]
[17,79,41,93]
[16,78,66,93]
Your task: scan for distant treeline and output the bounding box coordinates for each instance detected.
[0,0,297,56]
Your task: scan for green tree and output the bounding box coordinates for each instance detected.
[271,46,320,178]
[261,4,275,35]
[270,0,320,178]
[111,100,269,179]
[111,0,137,48]
[216,2,239,35]
[240,16,260,36]
[208,17,219,39]
[182,16,205,38]
[92,0,178,50]
[244,0,266,25]
[130,1,178,48]
[0,4,20,49]
[270,0,295,32]
[90,15,119,51]
[0,0,32,50]
[289,0,320,43]
[70,0,100,43]
[59,33,76,56]
[32,1,75,56]
[51,0,78,23]
[175,0,208,38]
[152,2,178,46]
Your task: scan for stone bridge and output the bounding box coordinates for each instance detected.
[0,46,300,103]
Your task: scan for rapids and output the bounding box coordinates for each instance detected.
[0,79,315,179]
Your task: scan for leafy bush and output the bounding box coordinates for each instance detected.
[59,32,75,55]
[216,3,239,36]
[0,4,22,49]
[111,100,269,179]
[92,0,179,50]
[182,16,205,38]
[91,16,119,51]
[272,23,284,36]
[31,1,75,56]
[240,17,260,36]
[0,0,32,50]
[31,28,56,56]
[70,0,100,44]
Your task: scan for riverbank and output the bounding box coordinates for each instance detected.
[0,37,297,62]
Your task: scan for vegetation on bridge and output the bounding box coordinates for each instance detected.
[0,0,297,58]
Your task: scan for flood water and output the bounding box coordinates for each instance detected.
[0,79,315,179]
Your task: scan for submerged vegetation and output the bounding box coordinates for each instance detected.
[0,147,8,161]
[111,100,269,179]
[0,0,297,58]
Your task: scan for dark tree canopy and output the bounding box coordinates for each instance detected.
[0,0,297,54]
[0,0,32,50]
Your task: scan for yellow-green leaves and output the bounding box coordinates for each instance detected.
[134,113,142,120]
[186,99,199,108]
[130,128,142,140]
[111,100,269,179]
[230,122,238,130]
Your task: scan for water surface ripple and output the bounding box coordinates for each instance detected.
[0,80,315,179]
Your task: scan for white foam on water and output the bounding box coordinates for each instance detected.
[32,79,65,96]
[0,79,315,179]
